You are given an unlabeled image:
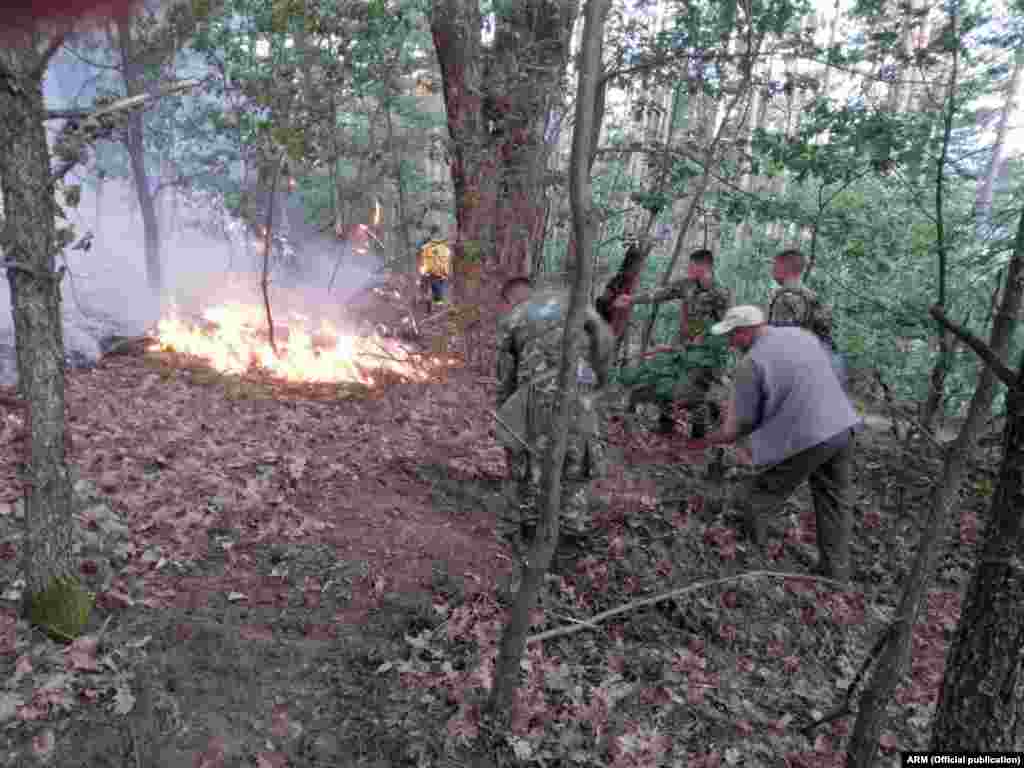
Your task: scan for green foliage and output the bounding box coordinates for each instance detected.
[29,575,94,643]
[616,336,731,401]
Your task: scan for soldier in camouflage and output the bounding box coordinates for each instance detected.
[623,249,732,436]
[495,277,615,558]
[767,249,834,345]
[767,249,845,387]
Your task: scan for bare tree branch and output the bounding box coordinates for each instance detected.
[929,305,1017,388]
[50,79,201,183]
[529,570,854,644]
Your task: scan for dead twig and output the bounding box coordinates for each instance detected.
[418,305,459,326]
[489,409,536,456]
[802,625,893,736]
[528,570,854,644]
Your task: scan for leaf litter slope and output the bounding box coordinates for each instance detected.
[0,356,995,767]
[0,354,512,766]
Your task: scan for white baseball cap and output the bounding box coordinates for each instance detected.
[710,305,766,335]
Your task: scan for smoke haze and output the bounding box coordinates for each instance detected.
[0,177,381,387]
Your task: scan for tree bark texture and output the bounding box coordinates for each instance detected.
[931,207,1024,749]
[487,0,609,722]
[116,15,162,296]
[430,0,577,295]
[0,44,77,606]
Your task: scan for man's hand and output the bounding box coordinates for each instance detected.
[612,294,633,309]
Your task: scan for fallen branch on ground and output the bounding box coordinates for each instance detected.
[802,625,893,736]
[528,569,854,644]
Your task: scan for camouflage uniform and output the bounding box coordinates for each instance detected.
[632,279,732,436]
[767,280,834,346]
[495,290,613,554]
[767,279,845,387]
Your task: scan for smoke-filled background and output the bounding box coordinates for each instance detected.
[0,52,382,387]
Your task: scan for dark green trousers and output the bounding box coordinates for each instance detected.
[732,428,855,581]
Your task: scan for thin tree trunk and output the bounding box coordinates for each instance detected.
[115,15,162,296]
[638,47,760,353]
[0,45,77,613]
[487,0,609,723]
[385,105,414,273]
[262,156,285,359]
[920,6,960,431]
[931,206,1024,748]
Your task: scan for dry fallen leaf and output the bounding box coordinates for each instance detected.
[13,654,33,682]
[256,752,288,768]
[0,693,23,723]
[111,685,136,716]
[31,728,56,763]
[66,635,99,672]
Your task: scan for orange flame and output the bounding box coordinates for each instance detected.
[150,302,433,385]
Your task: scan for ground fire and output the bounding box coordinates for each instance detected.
[149,301,437,385]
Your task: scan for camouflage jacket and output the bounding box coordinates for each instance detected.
[767,280,834,346]
[496,289,613,411]
[635,279,731,344]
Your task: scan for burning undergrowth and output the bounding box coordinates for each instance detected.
[145,271,455,395]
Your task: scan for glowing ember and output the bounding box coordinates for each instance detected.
[150,302,433,385]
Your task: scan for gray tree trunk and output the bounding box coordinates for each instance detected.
[116,16,162,296]
[0,44,77,609]
[486,0,610,724]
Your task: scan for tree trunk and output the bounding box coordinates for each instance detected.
[116,15,162,296]
[487,0,609,723]
[0,45,77,612]
[385,105,414,273]
[431,0,577,298]
[261,155,284,358]
[930,365,1024,747]
[638,82,752,353]
[931,206,1024,749]
[920,6,960,433]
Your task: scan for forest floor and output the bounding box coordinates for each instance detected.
[0,349,1000,768]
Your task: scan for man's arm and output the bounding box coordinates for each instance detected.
[632,281,687,305]
[689,356,760,448]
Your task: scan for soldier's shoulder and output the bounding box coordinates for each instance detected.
[770,283,808,302]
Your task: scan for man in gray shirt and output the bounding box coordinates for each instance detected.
[685,305,862,581]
